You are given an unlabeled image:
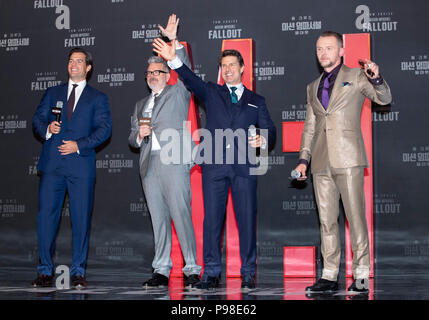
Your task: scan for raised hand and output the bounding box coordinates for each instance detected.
[158,14,179,41]
[359,59,380,79]
[152,37,176,61]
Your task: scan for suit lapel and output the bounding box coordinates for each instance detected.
[138,95,151,117]
[233,86,250,119]
[69,84,90,122]
[219,84,233,119]
[313,74,325,112]
[59,83,68,122]
[151,85,171,121]
[326,65,347,112]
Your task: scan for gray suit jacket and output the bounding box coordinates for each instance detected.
[129,47,195,177]
[299,64,392,173]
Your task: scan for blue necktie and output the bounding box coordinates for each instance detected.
[230,86,238,104]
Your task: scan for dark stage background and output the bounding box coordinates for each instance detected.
[1,0,428,280]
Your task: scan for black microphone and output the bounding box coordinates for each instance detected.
[51,101,63,122]
[358,59,375,77]
[144,134,150,144]
[138,112,152,144]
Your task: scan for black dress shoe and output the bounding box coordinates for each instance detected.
[241,275,255,290]
[348,279,369,293]
[142,273,169,288]
[196,274,220,290]
[71,275,87,290]
[31,274,53,287]
[184,274,200,288]
[305,278,338,292]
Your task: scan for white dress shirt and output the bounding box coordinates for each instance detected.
[136,89,164,150]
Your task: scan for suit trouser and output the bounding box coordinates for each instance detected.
[37,171,94,277]
[201,165,257,278]
[142,151,201,278]
[312,165,370,281]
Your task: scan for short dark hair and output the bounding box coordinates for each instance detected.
[218,49,245,67]
[68,47,93,80]
[319,31,343,48]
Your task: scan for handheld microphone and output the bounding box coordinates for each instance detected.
[291,169,301,179]
[139,112,152,144]
[143,133,150,144]
[358,59,375,77]
[51,101,63,122]
[248,125,257,138]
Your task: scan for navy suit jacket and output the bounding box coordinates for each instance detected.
[175,64,276,178]
[33,82,112,178]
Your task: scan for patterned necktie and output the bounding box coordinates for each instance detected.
[67,84,78,120]
[321,73,333,110]
[230,86,238,104]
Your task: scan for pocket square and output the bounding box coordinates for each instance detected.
[248,103,259,108]
[341,81,353,87]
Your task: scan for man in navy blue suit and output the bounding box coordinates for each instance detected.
[153,38,276,290]
[32,48,112,289]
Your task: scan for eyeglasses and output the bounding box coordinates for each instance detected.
[145,70,168,76]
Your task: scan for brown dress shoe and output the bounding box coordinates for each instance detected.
[31,274,53,287]
[71,275,87,290]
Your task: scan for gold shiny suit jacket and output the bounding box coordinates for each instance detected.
[299,64,392,173]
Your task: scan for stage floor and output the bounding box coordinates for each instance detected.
[1,266,428,301]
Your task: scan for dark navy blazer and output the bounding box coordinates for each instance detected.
[32,83,112,178]
[175,64,276,178]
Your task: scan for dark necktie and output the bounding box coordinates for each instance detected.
[230,86,238,104]
[321,73,333,110]
[67,84,78,120]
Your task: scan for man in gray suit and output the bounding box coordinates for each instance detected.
[129,14,201,288]
[294,31,392,294]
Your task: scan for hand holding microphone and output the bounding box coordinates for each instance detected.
[291,163,308,181]
[358,59,379,79]
[49,101,63,134]
[138,111,152,144]
[248,125,266,148]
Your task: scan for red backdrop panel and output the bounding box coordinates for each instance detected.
[343,33,374,279]
[167,42,205,277]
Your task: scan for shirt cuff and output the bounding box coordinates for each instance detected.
[368,76,384,86]
[298,159,309,166]
[45,128,52,140]
[136,136,143,147]
[167,56,183,70]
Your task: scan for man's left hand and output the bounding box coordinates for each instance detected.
[58,140,78,155]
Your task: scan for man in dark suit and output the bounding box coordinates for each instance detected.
[32,48,112,289]
[294,31,391,294]
[153,37,276,290]
[129,14,201,289]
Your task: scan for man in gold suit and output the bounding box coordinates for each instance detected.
[294,31,392,293]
